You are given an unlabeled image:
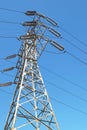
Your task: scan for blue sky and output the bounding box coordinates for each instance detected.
[0,0,87,130]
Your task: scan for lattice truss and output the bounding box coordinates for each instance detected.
[0,11,65,130]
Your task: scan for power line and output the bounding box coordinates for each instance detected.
[0,35,87,66]
[0,7,87,51]
[1,61,87,104]
[0,84,87,116]
[45,80,87,103]
[2,63,86,104]
[0,70,14,78]
[0,35,17,39]
[0,51,87,93]
[0,7,23,14]
[42,47,87,67]
[59,26,87,47]
[0,85,87,116]
[44,50,66,55]
[0,20,87,58]
[0,58,16,65]
[0,20,21,25]
[66,51,87,66]
[40,65,87,92]
[62,37,87,55]
[0,9,87,101]
[0,73,87,117]
[0,88,12,96]
[51,97,87,116]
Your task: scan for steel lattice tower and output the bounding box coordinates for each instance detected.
[4,11,64,130]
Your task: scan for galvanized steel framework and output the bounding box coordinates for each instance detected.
[4,11,64,130]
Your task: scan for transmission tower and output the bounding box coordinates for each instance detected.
[2,11,64,130]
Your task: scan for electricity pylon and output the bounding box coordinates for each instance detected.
[3,11,64,130]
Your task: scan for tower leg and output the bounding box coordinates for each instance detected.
[4,39,60,130]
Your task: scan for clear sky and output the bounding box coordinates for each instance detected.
[0,0,87,130]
